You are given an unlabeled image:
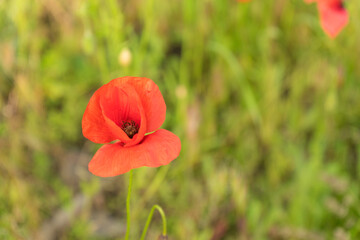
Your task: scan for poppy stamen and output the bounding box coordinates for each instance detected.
[121,120,139,139]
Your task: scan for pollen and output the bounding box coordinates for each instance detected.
[121,120,139,139]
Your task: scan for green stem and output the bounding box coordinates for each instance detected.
[124,170,133,240]
[140,204,167,240]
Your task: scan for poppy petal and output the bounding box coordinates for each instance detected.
[100,84,141,127]
[88,129,181,177]
[82,86,116,144]
[82,80,147,144]
[110,77,166,133]
[99,83,146,145]
[318,1,348,38]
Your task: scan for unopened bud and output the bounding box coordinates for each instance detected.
[175,85,187,99]
[118,48,132,67]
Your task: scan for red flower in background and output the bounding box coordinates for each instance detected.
[306,0,348,38]
[82,77,181,177]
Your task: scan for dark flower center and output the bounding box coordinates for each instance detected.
[338,2,345,10]
[121,120,139,139]
[333,1,345,10]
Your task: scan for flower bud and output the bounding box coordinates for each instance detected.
[175,85,187,99]
[118,48,132,67]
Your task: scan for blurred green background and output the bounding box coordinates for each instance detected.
[1,0,360,239]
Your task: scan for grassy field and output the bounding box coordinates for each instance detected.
[1,0,360,239]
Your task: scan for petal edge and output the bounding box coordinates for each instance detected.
[88,129,181,177]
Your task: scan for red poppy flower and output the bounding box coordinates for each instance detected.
[305,0,348,38]
[82,77,181,177]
